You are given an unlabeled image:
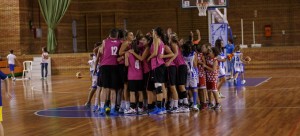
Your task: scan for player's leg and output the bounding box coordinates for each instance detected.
[212,89,221,110]
[241,64,246,84]
[137,80,144,114]
[149,65,165,115]
[168,66,179,113]
[10,64,15,80]
[177,65,189,112]
[109,66,119,115]
[98,66,110,115]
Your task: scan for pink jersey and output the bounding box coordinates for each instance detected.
[150,39,165,70]
[174,47,186,66]
[205,57,218,82]
[101,38,122,66]
[164,45,175,66]
[128,54,143,80]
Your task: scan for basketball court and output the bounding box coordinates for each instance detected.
[0,0,300,136]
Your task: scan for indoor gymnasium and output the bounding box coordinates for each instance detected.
[0,0,299,136]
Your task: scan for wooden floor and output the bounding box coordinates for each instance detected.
[2,69,300,136]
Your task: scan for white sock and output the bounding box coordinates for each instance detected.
[170,99,174,109]
[179,99,183,104]
[111,104,115,109]
[190,98,194,103]
[100,102,105,108]
[174,100,178,108]
[183,98,189,105]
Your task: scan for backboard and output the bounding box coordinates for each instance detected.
[182,0,228,8]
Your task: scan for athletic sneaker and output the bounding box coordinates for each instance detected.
[201,103,208,110]
[119,107,125,113]
[98,108,106,116]
[12,77,16,81]
[149,107,163,115]
[214,104,221,110]
[161,107,167,114]
[93,105,98,112]
[181,106,190,113]
[219,92,226,98]
[241,80,246,84]
[191,105,199,111]
[110,108,119,116]
[208,103,214,109]
[124,107,136,114]
[169,107,180,113]
[84,102,91,109]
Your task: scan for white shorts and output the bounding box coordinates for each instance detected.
[234,63,244,73]
[92,75,98,89]
[218,67,226,78]
[186,77,198,89]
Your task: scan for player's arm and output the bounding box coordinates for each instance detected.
[147,34,159,61]
[119,41,129,56]
[193,53,198,67]
[160,46,174,59]
[129,47,150,61]
[165,43,178,66]
[240,53,248,63]
[217,56,227,62]
[93,41,104,73]
[124,52,129,67]
[203,60,218,72]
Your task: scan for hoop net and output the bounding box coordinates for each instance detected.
[196,2,208,16]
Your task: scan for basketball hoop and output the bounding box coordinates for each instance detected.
[196,2,208,16]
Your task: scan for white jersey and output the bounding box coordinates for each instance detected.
[41,52,49,63]
[184,51,198,88]
[183,51,198,79]
[88,56,96,72]
[7,54,16,64]
[218,51,226,77]
[233,51,244,72]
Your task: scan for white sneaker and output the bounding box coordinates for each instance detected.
[12,77,16,81]
[124,107,136,114]
[219,92,226,98]
[181,106,190,113]
[241,80,246,84]
[170,107,180,113]
[191,105,199,111]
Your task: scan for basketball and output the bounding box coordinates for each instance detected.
[76,72,82,78]
[244,56,251,62]
[227,53,234,61]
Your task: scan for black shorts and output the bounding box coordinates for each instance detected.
[128,80,144,92]
[177,65,188,85]
[101,65,118,89]
[153,64,166,83]
[166,66,177,86]
[117,64,128,89]
[97,67,102,87]
[144,72,155,91]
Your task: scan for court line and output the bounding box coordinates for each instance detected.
[254,77,272,87]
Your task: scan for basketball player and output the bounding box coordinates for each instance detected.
[147,27,166,115]
[196,44,209,110]
[160,35,175,113]
[97,29,122,116]
[124,40,144,114]
[233,45,247,85]
[7,50,19,81]
[203,47,221,110]
[174,40,190,113]
[215,39,227,98]
[163,33,180,113]
[118,31,134,113]
[0,70,11,136]
[182,41,199,111]
[85,42,102,111]
[129,35,155,112]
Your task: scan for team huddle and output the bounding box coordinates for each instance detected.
[84,27,250,116]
